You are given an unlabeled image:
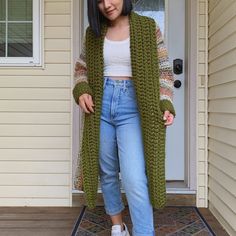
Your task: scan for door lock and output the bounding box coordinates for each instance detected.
[173,58,183,74]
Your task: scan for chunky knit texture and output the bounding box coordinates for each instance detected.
[73,11,176,209]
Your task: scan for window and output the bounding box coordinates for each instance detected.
[0,0,41,66]
[133,0,165,37]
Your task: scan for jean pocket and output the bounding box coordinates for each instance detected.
[125,87,136,99]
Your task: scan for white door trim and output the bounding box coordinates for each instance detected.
[185,0,198,192]
[72,0,85,193]
[164,0,198,194]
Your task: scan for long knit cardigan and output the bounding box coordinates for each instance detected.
[73,11,176,210]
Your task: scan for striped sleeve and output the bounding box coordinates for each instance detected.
[156,22,176,117]
[72,36,93,105]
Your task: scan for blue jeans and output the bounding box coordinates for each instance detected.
[99,76,155,236]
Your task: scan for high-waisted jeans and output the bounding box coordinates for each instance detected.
[99,76,155,236]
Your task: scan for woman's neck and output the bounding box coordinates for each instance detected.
[108,15,129,28]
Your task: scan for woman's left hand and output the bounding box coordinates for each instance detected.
[163,110,174,126]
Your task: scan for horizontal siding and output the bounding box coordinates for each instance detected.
[44,2,71,14]
[0,88,71,99]
[0,174,69,186]
[209,48,236,74]
[0,76,70,87]
[209,113,236,133]
[209,152,236,185]
[0,113,70,124]
[208,0,236,235]
[45,39,71,51]
[0,137,70,149]
[0,125,70,136]
[0,64,71,76]
[0,149,70,161]
[209,190,235,232]
[45,15,71,26]
[209,14,236,51]
[209,32,236,62]
[0,162,70,173]
[0,198,69,207]
[0,186,69,198]
[208,80,236,99]
[208,139,236,164]
[208,98,236,113]
[209,177,235,211]
[209,165,236,199]
[208,1,236,37]
[45,52,71,63]
[0,101,70,112]
[44,26,71,38]
[0,0,72,206]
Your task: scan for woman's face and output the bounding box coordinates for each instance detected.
[98,0,124,22]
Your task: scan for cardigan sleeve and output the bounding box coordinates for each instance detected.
[155,22,176,117]
[72,36,93,105]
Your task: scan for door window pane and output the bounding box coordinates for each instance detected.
[0,23,5,56]
[0,0,6,20]
[133,0,165,36]
[8,23,32,57]
[8,0,32,21]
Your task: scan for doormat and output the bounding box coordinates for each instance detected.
[72,206,216,236]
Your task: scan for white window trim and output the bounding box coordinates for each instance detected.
[0,0,42,67]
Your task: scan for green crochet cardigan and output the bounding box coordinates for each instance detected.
[73,11,176,209]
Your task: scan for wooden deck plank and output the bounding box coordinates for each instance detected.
[0,229,72,236]
[0,207,229,236]
[0,213,78,220]
[0,207,83,236]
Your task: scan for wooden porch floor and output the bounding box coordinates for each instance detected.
[0,207,229,236]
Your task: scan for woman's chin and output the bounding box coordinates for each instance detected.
[105,12,121,21]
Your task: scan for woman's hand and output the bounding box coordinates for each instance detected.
[163,110,174,126]
[78,93,94,114]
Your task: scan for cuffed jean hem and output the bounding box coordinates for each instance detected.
[132,229,155,236]
[105,204,125,216]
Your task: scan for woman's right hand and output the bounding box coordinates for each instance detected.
[78,93,94,114]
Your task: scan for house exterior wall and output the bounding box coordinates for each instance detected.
[0,0,73,206]
[208,0,236,235]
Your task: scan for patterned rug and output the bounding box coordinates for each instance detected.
[72,206,216,236]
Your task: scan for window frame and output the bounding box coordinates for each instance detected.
[0,0,42,67]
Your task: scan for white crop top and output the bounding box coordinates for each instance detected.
[103,36,132,77]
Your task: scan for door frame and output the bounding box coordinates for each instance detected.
[71,0,199,198]
[185,0,198,192]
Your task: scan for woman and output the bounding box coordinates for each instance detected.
[73,0,176,235]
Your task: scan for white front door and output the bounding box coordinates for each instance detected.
[165,0,186,181]
[134,0,186,181]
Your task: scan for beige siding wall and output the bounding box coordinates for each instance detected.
[208,0,236,235]
[0,0,72,206]
[197,0,208,208]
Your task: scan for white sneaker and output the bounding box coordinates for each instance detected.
[111,222,130,236]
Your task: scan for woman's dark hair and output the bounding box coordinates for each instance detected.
[87,0,133,37]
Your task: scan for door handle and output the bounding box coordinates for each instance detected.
[174,80,182,88]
